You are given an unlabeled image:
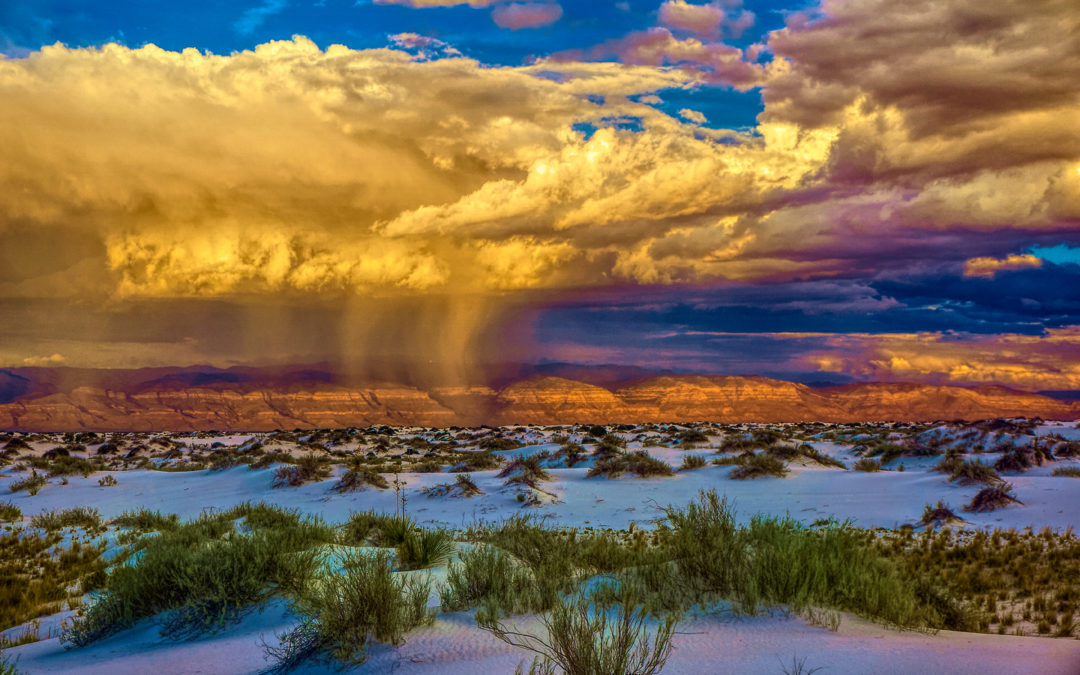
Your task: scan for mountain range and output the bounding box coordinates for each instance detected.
[1,365,1077,431]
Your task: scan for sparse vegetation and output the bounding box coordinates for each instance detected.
[587,451,674,479]
[264,549,432,670]
[965,484,1023,513]
[729,453,788,479]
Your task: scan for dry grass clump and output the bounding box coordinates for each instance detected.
[332,468,389,493]
[586,452,674,479]
[450,451,503,473]
[30,507,104,533]
[729,453,788,479]
[944,459,1002,486]
[1052,467,1080,478]
[679,455,707,471]
[264,549,432,671]
[964,484,1023,513]
[920,501,960,527]
[498,455,551,487]
[423,473,484,498]
[272,454,331,488]
[994,445,1053,473]
[852,458,882,472]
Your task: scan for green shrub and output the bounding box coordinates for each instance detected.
[586,452,674,479]
[946,460,1001,486]
[920,500,958,526]
[729,453,787,480]
[397,529,456,570]
[659,490,947,628]
[852,458,882,472]
[0,502,20,522]
[46,456,100,477]
[8,471,46,495]
[265,550,432,670]
[332,468,389,492]
[30,507,104,533]
[679,455,707,471]
[62,520,321,646]
[440,544,537,613]
[272,454,331,487]
[478,590,676,675]
[450,451,502,473]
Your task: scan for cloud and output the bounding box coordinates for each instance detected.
[803,328,1080,391]
[678,108,707,123]
[21,353,66,366]
[373,0,496,6]
[4,0,1080,384]
[561,27,765,88]
[658,1,754,40]
[491,2,563,30]
[964,254,1043,278]
[234,0,289,35]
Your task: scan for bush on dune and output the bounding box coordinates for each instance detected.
[62,513,326,647]
[729,453,788,480]
[272,454,331,488]
[332,467,389,493]
[964,484,1023,513]
[264,550,432,671]
[655,490,955,628]
[586,452,673,479]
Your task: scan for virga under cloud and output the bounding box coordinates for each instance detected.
[0,0,1078,390]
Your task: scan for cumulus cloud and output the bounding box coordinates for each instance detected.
[561,27,765,88]
[658,1,754,39]
[4,0,1080,382]
[964,254,1044,278]
[678,108,707,123]
[491,3,563,29]
[21,353,67,366]
[804,329,1080,391]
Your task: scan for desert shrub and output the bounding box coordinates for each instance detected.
[658,491,945,628]
[30,507,104,533]
[62,519,321,646]
[478,590,676,675]
[440,543,536,613]
[946,460,1001,486]
[423,473,483,498]
[586,452,673,479]
[111,509,179,532]
[472,516,579,610]
[264,549,432,670]
[332,468,389,493]
[376,515,416,547]
[994,445,1052,473]
[97,475,118,487]
[46,456,100,477]
[797,445,847,469]
[965,484,1023,513]
[450,451,502,473]
[272,454,331,487]
[729,453,787,480]
[1052,467,1080,478]
[920,501,958,527]
[397,528,456,570]
[8,471,46,495]
[95,443,120,455]
[852,458,882,472]
[553,443,585,468]
[410,459,443,473]
[0,502,20,522]
[0,648,19,675]
[679,455,707,471]
[479,436,524,451]
[499,455,551,486]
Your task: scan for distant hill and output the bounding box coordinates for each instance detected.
[0,365,1075,431]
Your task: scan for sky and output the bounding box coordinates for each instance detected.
[1,0,1079,390]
